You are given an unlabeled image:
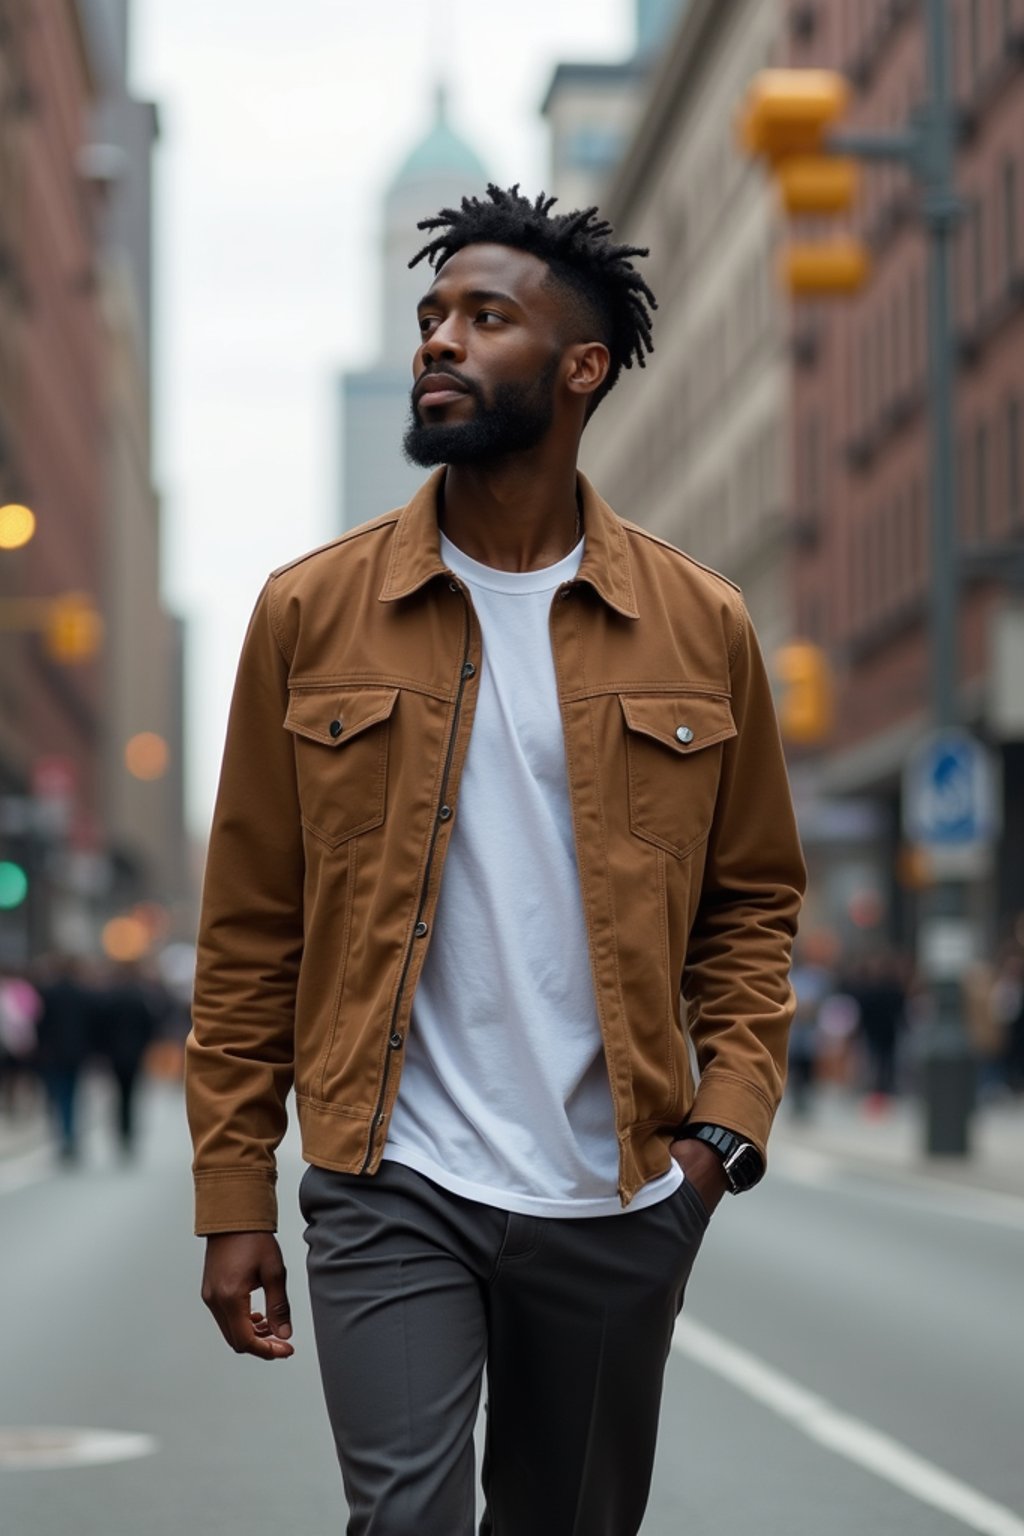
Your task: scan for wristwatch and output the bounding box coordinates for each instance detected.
[673,1122,765,1194]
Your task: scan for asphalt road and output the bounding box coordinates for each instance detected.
[1,1083,1022,1536]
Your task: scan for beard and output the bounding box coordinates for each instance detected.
[403,356,560,468]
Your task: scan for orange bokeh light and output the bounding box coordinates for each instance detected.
[0,504,37,550]
[124,732,169,781]
[101,915,151,962]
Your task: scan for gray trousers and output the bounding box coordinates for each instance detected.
[300,1159,709,1536]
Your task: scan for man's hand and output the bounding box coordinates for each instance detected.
[201,1231,295,1361]
[670,1137,728,1217]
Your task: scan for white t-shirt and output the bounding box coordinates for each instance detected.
[384,530,681,1218]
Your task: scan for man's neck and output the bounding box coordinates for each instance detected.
[440,454,581,573]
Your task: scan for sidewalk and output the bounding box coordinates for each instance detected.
[772,1087,1024,1200]
[0,1098,52,1164]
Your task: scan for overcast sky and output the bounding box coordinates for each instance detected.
[131,0,633,833]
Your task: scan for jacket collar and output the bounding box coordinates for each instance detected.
[378,467,640,620]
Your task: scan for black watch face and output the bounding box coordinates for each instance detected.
[726,1145,763,1192]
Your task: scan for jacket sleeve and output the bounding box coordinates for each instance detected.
[186,580,304,1234]
[681,599,806,1162]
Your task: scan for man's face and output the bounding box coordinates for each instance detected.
[404,243,566,468]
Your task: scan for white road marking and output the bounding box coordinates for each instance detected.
[0,1428,157,1471]
[674,1317,1024,1536]
[772,1145,1024,1233]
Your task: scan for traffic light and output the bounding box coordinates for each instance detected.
[738,69,850,158]
[737,69,870,297]
[783,237,871,295]
[0,860,29,911]
[774,641,834,745]
[46,592,103,664]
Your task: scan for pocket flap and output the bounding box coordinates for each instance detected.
[620,693,736,755]
[285,687,399,747]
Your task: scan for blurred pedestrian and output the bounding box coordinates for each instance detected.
[787,932,836,1119]
[93,962,159,1158]
[0,968,43,1116]
[1002,948,1024,1094]
[186,185,805,1533]
[849,949,908,1110]
[35,956,94,1163]
[964,953,1014,1100]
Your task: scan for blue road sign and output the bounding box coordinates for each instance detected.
[902,729,1000,849]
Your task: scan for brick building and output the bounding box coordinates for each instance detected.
[0,1,189,963]
[3,0,108,958]
[787,0,1024,950]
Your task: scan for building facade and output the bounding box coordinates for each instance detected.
[579,0,792,656]
[540,0,688,212]
[0,0,188,963]
[787,0,1024,949]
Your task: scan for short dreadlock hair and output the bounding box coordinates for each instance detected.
[409,183,657,417]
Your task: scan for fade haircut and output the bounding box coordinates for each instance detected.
[409,183,657,417]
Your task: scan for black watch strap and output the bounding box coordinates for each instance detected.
[674,1122,765,1193]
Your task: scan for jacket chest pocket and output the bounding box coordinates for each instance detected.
[620,693,737,859]
[284,686,399,849]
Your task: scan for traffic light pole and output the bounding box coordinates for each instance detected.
[833,0,973,1154]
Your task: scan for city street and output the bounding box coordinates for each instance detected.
[1,1083,1022,1535]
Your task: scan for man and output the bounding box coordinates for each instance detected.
[188,184,805,1535]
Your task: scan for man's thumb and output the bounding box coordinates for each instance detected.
[263,1258,293,1340]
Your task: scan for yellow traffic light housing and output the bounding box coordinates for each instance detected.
[737,68,869,298]
[774,641,834,745]
[738,70,850,160]
[46,592,104,664]
[775,156,860,215]
[783,238,871,295]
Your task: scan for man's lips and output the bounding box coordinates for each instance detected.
[414,373,471,407]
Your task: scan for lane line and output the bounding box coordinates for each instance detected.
[674,1317,1024,1536]
[772,1145,1024,1233]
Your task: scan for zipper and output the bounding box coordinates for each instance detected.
[359,591,473,1171]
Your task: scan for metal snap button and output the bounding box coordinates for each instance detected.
[389,1031,404,1050]
[329,719,343,738]
[438,805,452,821]
[675,725,694,744]
[449,580,460,593]
[414,920,429,938]
[462,661,476,679]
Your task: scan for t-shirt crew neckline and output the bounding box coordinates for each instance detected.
[440,530,584,594]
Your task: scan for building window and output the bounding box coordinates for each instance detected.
[564,125,625,174]
[1003,155,1019,287]
[970,0,984,85]
[1007,394,1022,526]
[975,419,990,540]
[910,267,924,384]
[860,326,872,432]
[971,195,986,319]
[911,477,926,589]
[891,287,904,396]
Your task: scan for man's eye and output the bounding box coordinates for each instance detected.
[418,316,438,334]
[477,310,505,324]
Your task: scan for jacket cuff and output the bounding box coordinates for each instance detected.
[681,1072,780,1165]
[194,1170,278,1236]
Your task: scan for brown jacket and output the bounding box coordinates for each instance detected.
[187,470,805,1234]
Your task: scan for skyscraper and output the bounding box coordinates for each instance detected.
[336,88,488,533]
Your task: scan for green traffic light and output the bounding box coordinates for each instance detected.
[0,861,29,911]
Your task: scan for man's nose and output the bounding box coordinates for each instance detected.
[419,318,466,365]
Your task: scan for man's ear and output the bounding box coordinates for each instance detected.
[563,342,611,405]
